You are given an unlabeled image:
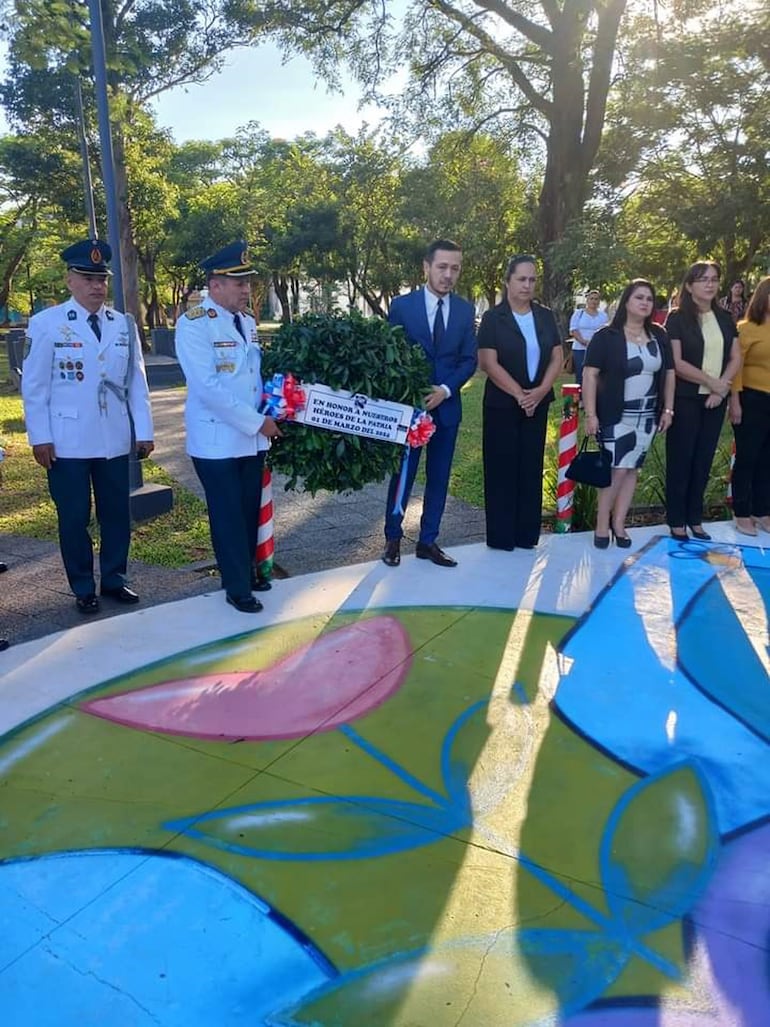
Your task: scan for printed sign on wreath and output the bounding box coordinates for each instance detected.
[293,383,414,445]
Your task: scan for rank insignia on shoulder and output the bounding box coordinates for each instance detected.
[105,309,114,321]
[67,310,77,321]
[185,306,205,320]
[207,308,218,319]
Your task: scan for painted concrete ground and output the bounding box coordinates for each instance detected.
[1,525,768,1026]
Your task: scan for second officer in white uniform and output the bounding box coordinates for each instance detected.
[22,239,154,614]
[175,242,282,613]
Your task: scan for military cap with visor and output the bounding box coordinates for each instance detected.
[200,240,256,277]
[61,239,113,276]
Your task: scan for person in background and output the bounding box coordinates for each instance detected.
[665,261,741,540]
[21,239,154,615]
[729,275,770,536]
[651,294,669,325]
[569,289,608,388]
[583,280,675,549]
[721,279,748,322]
[477,254,562,550]
[382,239,477,569]
[175,241,282,613]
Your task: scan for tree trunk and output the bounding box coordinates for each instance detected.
[0,245,27,312]
[272,272,291,324]
[537,0,627,312]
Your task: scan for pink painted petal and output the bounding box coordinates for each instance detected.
[81,616,411,740]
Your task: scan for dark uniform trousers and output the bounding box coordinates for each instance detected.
[47,455,131,598]
[192,453,265,599]
[483,402,549,550]
[665,395,725,528]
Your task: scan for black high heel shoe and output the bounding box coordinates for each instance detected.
[689,526,712,541]
[593,533,610,549]
[670,528,688,541]
[611,528,632,549]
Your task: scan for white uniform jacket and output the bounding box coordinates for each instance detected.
[22,298,154,459]
[175,298,269,459]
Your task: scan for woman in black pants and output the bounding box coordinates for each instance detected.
[729,276,770,536]
[665,261,741,540]
[477,255,562,550]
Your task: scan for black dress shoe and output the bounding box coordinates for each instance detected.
[250,577,272,592]
[0,639,10,651]
[415,542,457,567]
[76,594,100,615]
[382,539,401,567]
[0,562,7,573]
[226,594,263,613]
[101,585,140,604]
[593,534,610,550]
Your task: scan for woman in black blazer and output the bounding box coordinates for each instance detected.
[583,280,675,548]
[477,255,563,549]
[665,261,742,540]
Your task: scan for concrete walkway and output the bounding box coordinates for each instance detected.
[1,522,768,1025]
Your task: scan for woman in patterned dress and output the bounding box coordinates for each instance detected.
[582,280,676,549]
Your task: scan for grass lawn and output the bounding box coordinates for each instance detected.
[0,342,215,568]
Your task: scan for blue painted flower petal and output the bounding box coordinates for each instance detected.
[0,850,332,1025]
[166,794,471,862]
[268,928,629,1026]
[599,761,719,934]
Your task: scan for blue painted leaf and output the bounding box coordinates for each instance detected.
[678,571,770,742]
[441,699,487,805]
[599,760,720,934]
[268,927,629,1026]
[166,794,471,861]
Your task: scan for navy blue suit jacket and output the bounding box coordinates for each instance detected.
[388,288,477,427]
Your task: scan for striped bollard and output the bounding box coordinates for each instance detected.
[555,383,582,533]
[255,465,275,581]
[725,437,736,507]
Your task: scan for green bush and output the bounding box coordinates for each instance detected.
[262,311,431,494]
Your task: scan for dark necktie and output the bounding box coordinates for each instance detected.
[88,312,101,341]
[233,313,246,342]
[433,298,445,349]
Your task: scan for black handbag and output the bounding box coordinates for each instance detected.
[565,436,612,488]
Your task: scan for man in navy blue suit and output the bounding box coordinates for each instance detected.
[383,239,477,568]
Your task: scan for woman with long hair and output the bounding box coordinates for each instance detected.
[477,255,563,550]
[721,279,748,321]
[665,261,742,540]
[582,280,675,548]
[729,276,770,535]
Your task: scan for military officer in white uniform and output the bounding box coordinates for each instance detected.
[22,239,154,614]
[175,241,282,613]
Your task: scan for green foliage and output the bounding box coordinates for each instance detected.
[262,311,431,494]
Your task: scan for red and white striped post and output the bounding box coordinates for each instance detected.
[725,438,736,507]
[255,465,274,581]
[555,383,582,533]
